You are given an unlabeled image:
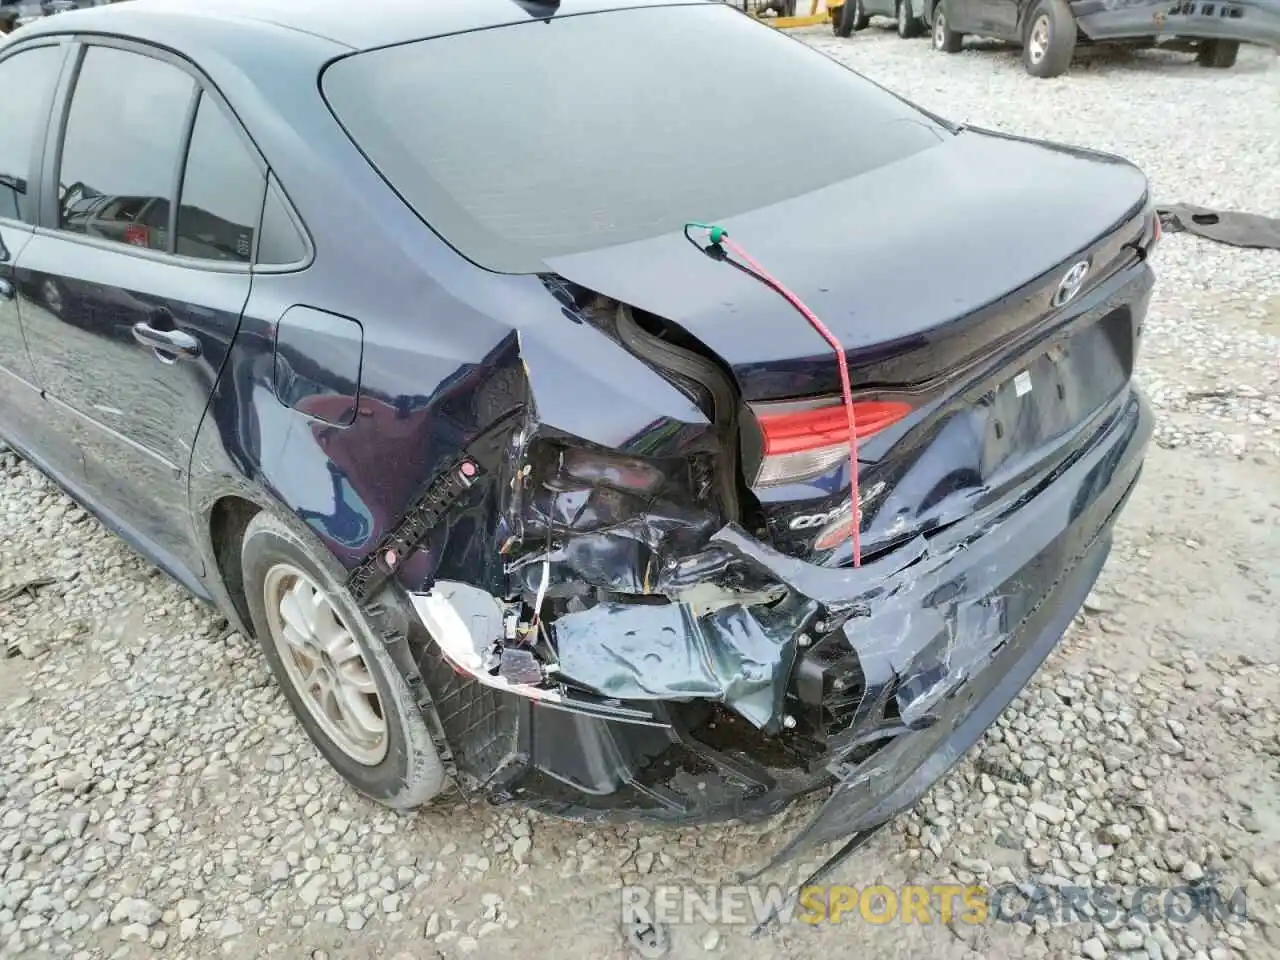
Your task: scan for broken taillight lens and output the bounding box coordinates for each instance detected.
[751,399,912,486]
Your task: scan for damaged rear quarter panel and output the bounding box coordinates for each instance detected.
[190,257,726,778]
[192,269,713,576]
[183,39,718,587]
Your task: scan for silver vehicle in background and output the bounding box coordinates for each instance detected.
[2,0,111,33]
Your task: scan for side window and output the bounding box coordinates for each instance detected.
[256,178,308,266]
[0,46,64,224]
[57,46,194,252]
[176,94,265,263]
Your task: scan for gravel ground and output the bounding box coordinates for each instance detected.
[2,28,1278,960]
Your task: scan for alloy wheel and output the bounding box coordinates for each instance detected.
[1028,14,1051,64]
[262,563,388,766]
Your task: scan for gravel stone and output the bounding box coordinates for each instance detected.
[1117,931,1145,950]
[118,923,149,944]
[176,899,201,921]
[511,836,531,864]
[1101,824,1133,844]
[108,899,160,927]
[1031,802,1067,825]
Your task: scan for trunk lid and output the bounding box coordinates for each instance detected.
[545,128,1148,404]
[548,129,1152,562]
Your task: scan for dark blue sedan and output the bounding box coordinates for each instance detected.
[0,0,1158,869]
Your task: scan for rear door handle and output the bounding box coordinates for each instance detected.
[132,321,201,361]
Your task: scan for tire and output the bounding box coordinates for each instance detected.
[896,0,924,37]
[833,0,852,35]
[1197,39,1239,68]
[1021,0,1077,77]
[932,0,964,51]
[241,511,447,809]
[836,0,870,35]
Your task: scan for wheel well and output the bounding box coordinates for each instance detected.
[209,495,261,631]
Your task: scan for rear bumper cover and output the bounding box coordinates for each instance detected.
[410,384,1151,861]
[766,491,1118,861]
[1073,0,1280,47]
[706,384,1149,862]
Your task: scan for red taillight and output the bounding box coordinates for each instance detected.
[758,401,911,455]
[752,399,912,486]
[123,224,150,248]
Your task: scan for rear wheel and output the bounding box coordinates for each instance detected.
[837,0,870,35]
[1197,39,1239,67]
[897,0,924,37]
[242,512,447,809]
[932,1,964,51]
[1022,0,1077,77]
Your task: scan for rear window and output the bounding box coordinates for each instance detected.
[322,3,943,274]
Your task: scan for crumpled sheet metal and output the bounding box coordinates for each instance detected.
[505,440,723,596]
[554,595,812,729]
[550,519,970,735]
[714,522,1020,732]
[556,391,1128,776]
[760,536,1110,869]
[510,515,719,597]
[549,433,1052,736]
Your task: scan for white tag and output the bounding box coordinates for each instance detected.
[1014,371,1033,397]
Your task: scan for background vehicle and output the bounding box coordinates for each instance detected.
[0,0,1156,870]
[1,0,107,33]
[924,0,1280,76]
[832,0,925,37]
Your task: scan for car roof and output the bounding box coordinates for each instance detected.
[14,0,716,51]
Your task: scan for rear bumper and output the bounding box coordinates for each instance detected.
[767,477,1121,860]
[1073,0,1280,47]
[410,382,1152,858]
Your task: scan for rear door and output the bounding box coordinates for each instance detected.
[941,0,983,33]
[16,39,267,578]
[945,0,1009,35]
[0,41,71,464]
[981,0,1022,38]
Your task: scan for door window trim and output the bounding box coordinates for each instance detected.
[35,34,312,273]
[168,82,204,262]
[0,38,76,233]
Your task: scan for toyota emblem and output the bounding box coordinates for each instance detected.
[1052,260,1091,308]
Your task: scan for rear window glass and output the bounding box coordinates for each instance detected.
[322,4,943,274]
